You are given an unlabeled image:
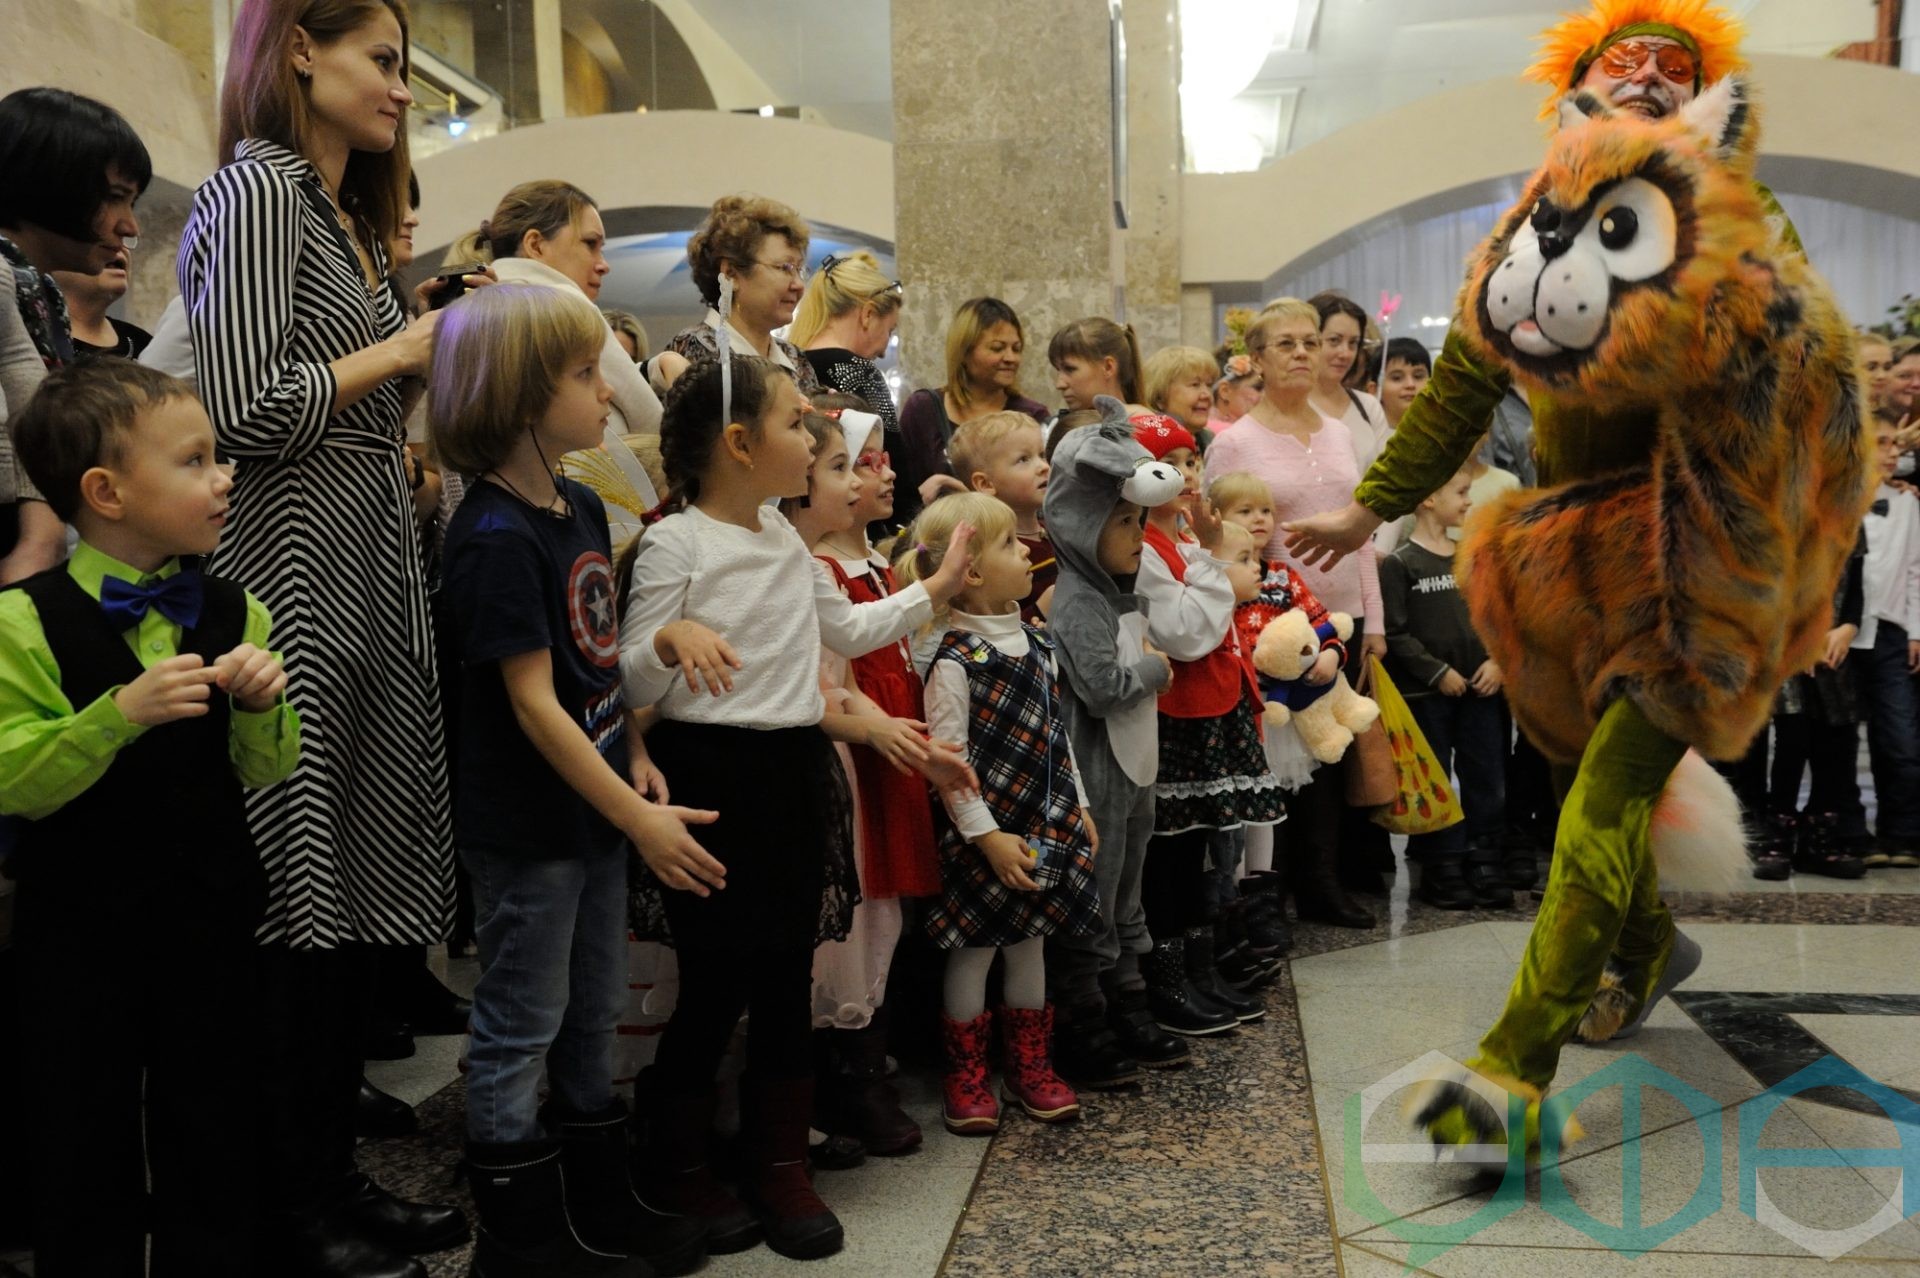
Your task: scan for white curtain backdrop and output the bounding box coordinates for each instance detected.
[1256,192,1920,351]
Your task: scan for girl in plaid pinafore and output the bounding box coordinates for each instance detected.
[902,495,1100,1136]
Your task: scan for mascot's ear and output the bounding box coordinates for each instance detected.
[1678,75,1756,166]
[1555,89,1613,133]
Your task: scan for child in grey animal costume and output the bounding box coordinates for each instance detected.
[1042,396,1189,1085]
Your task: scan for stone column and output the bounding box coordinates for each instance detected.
[890,0,1116,404]
[1120,0,1184,361]
[1180,283,1217,352]
[473,0,566,126]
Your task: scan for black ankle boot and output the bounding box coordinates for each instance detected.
[1183,927,1265,1022]
[1102,984,1191,1068]
[548,1100,706,1276]
[466,1139,645,1277]
[1237,876,1294,955]
[1463,862,1515,909]
[354,1076,418,1139]
[336,1172,469,1256]
[1213,901,1285,990]
[1053,1000,1143,1088]
[1146,938,1237,1037]
[1415,862,1476,911]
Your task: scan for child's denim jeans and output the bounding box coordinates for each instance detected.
[463,844,629,1143]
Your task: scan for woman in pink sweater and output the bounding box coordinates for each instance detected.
[1202,296,1384,929]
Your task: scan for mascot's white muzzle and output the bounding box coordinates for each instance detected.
[1486,222,1611,356]
[1122,459,1185,507]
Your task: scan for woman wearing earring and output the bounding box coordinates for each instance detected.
[179,2,464,1274]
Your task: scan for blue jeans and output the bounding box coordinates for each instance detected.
[463,846,629,1143]
[1855,623,1920,840]
[1406,693,1507,864]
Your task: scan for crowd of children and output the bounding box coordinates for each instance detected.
[5,277,1917,1278]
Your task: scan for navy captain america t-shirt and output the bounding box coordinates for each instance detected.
[443,478,629,859]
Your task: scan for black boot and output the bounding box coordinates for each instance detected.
[1749,812,1794,880]
[1793,812,1867,879]
[466,1140,644,1277]
[1101,981,1190,1068]
[1183,927,1264,1023]
[1415,861,1476,911]
[549,1100,706,1276]
[354,1076,418,1139]
[276,1208,426,1278]
[1052,999,1143,1088]
[820,1013,922,1156]
[1145,938,1237,1037]
[336,1172,469,1256]
[1293,871,1376,928]
[629,1074,760,1255]
[401,961,473,1037]
[1213,900,1285,990]
[1463,861,1514,909]
[1237,873,1294,956]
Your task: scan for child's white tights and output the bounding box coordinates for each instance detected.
[942,936,1046,1021]
[1244,822,1275,875]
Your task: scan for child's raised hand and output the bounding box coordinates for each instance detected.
[654,619,743,696]
[1304,647,1340,687]
[114,654,221,726]
[976,831,1041,892]
[920,737,980,798]
[628,805,728,896]
[920,520,979,606]
[1186,491,1224,550]
[864,716,932,775]
[213,643,288,713]
[1437,668,1469,697]
[1470,660,1504,696]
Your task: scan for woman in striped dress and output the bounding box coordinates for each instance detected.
[179,1,464,1270]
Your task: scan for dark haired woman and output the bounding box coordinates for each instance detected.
[178,2,465,1272]
[667,194,822,395]
[0,86,150,582]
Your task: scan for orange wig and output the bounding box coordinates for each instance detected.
[1525,0,1747,120]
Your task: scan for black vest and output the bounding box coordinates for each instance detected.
[9,567,265,929]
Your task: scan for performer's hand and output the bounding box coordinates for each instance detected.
[1437,669,1469,697]
[977,832,1041,891]
[1282,501,1382,571]
[1470,660,1504,696]
[1822,624,1858,670]
[654,619,742,695]
[1304,648,1339,687]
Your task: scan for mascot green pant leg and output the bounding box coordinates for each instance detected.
[1415,698,1686,1155]
[1475,697,1685,1089]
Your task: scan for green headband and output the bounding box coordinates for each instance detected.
[1569,22,1704,90]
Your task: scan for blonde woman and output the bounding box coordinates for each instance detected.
[790,249,903,435]
[1143,344,1221,450]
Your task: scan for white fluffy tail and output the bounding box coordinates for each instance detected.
[1651,751,1748,894]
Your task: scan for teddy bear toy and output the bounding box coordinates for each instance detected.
[1251,610,1380,764]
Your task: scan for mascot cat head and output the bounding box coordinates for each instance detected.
[1462,76,1774,404]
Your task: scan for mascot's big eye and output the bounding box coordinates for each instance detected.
[1531,201,1562,235]
[1599,207,1637,250]
[1575,177,1677,282]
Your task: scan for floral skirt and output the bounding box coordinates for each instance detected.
[1153,700,1286,835]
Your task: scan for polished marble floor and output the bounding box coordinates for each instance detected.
[3,862,1915,1278]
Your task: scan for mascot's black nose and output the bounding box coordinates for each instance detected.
[1530,201,1571,258]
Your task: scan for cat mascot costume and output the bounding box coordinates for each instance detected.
[1303,0,1872,1158]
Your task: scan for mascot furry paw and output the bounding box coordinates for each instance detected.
[1251,611,1379,764]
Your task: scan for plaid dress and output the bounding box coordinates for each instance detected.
[922,626,1101,950]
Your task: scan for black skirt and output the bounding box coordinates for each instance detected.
[628,720,859,951]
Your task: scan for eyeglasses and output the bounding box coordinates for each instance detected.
[855,450,891,471]
[751,258,810,284]
[820,253,904,298]
[1596,40,1698,85]
[1254,338,1323,356]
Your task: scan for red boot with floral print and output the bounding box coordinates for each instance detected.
[997,1005,1081,1123]
[939,1012,1000,1135]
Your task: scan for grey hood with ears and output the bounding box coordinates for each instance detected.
[1043,395,1185,602]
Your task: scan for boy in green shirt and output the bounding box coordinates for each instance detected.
[0,359,299,1275]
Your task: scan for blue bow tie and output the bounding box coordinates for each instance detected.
[98,569,205,632]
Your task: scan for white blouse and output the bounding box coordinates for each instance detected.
[620,505,931,727]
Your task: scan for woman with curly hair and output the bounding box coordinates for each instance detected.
[666,194,821,395]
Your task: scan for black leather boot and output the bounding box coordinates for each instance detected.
[466,1140,644,1277]
[1052,999,1143,1088]
[1101,981,1191,1068]
[275,1208,426,1278]
[1415,861,1476,911]
[820,1012,922,1156]
[1145,938,1236,1037]
[1182,927,1264,1023]
[549,1100,705,1276]
[354,1077,418,1139]
[336,1172,469,1256]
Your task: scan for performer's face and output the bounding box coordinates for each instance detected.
[1578,35,1697,120]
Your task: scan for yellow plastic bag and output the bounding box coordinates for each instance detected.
[1366,658,1465,836]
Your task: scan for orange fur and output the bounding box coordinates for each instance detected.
[1456,84,1872,764]
[1525,0,1748,120]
